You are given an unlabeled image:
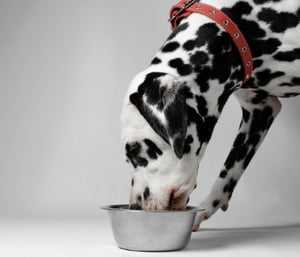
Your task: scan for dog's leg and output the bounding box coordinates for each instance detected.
[193,89,282,231]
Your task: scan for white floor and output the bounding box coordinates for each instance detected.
[0,217,300,257]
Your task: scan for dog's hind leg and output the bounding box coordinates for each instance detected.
[193,89,282,231]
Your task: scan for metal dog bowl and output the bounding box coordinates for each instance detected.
[102,204,205,252]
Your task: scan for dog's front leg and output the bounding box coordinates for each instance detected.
[193,89,282,231]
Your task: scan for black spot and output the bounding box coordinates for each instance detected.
[227,179,237,199]
[234,133,246,147]
[195,23,220,48]
[178,64,193,76]
[195,78,209,93]
[254,0,281,4]
[242,108,251,123]
[252,38,282,57]
[161,41,180,52]
[151,57,162,65]
[250,107,274,134]
[184,135,194,154]
[131,178,134,186]
[169,58,184,68]
[225,151,235,170]
[144,139,163,159]
[225,133,249,170]
[273,48,300,62]
[223,184,228,193]
[187,106,214,146]
[283,93,299,97]
[218,86,234,113]
[137,195,142,202]
[126,142,141,156]
[251,90,268,104]
[258,8,299,33]
[222,1,253,20]
[186,197,190,204]
[212,200,220,208]
[237,144,249,161]
[194,66,211,93]
[241,19,266,38]
[292,77,300,85]
[182,86,194,99]
[190,51,209,66]
[201,116,218,143]
[196,96,208,116]
[168,58,192,76]
[220,170,228,179]
[183,40,196,51]
[255,69,285,86]
[253,59,263,69]
[248,132,261,146]
[280,82,293,87]
[167,22,189,41]
[126,142,148,168]
[143,187,150,201]
[243,148,256,169]
[223,178,238,199]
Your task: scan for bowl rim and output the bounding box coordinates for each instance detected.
[101,204,205,213]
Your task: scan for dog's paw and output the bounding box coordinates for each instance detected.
[192,202,229,231]
[193,211,210,231]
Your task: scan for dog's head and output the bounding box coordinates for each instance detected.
[121,71,199,210]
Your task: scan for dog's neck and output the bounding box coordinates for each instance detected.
[147,7,244,158]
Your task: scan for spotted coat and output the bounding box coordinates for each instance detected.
[121,0,300,228]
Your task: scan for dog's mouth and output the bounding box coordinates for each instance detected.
[129,193,187,211]
[167,192,188,210]
[129,188,188,211]
[168,191,175,209]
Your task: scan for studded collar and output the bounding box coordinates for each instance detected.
[169,0,253,85]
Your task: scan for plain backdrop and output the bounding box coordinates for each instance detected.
[0,0,300,227]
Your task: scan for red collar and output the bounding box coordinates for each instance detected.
[169,0,253,85]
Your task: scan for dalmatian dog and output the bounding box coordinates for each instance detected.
[121,0,300,231]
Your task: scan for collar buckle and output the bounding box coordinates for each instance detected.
[168,0,196,23]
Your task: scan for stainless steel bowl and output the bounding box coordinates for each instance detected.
[102,204,205,252]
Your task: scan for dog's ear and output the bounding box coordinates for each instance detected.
[129,72,188,159]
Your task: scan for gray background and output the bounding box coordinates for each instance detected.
[0,0,299,227]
